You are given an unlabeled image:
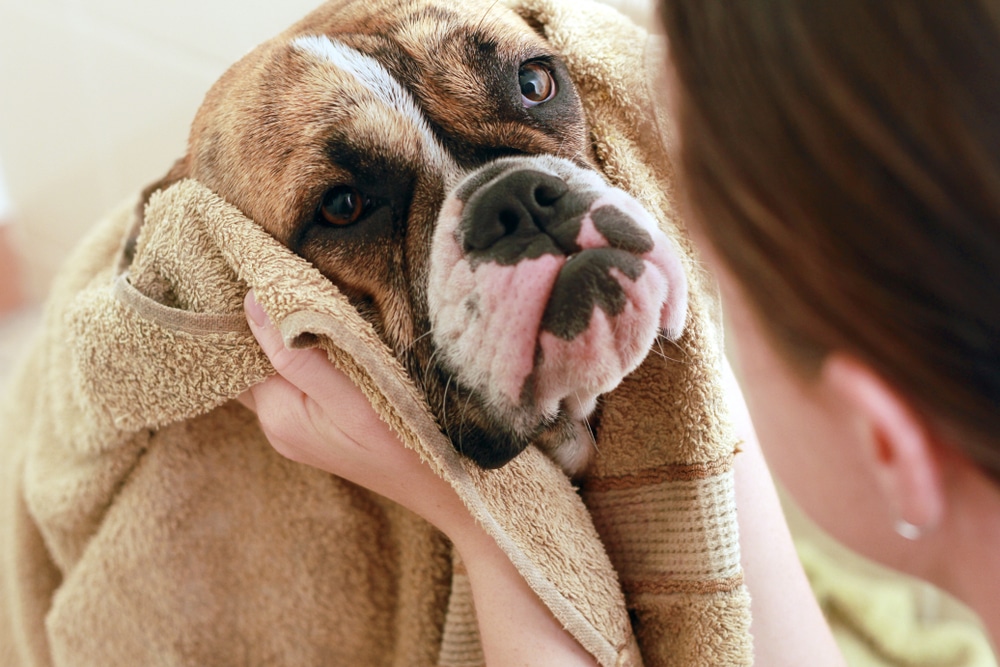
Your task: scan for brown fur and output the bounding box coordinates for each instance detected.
[135,0,595,468]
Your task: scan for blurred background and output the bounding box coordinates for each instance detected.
[0,1,994,664]
[0,0,653,301]
[0,0,320,302]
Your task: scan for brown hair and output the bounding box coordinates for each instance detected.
[660,1,1000,475]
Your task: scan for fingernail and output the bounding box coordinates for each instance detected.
[245,291,267,327]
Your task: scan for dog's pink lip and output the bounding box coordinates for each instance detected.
[465,253,562,405]
[432,185,685,415]
[505,246,657,402]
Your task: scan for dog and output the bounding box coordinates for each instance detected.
[139,0,688,475]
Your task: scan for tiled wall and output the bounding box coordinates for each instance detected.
[0,0,654,300]
[0,0,319,299]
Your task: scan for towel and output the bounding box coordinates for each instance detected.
[0,0,752,665]
[797,540,997,667]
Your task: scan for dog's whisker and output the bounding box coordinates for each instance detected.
[648,336,675,363]
[586,418,600,455]
[573,391,600,457]
[459,384,475,431]
[650,333,690,364]
[654,335,670,361]
[420,350,436,388]
[575,395,597,446]
[475,0,503,36]
[441,373,454,440]
[665,332,695,363]
[403,329,435,354]
[457,384,476,458]
[422,347,444,395]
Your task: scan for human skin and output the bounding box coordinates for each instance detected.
[708,248,1000,650]
[239,291,599,667]
[655,5,1000,650]
[240,287,848,665]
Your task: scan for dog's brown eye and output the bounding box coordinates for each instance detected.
[519,61,556,107]
[320,186,367,226]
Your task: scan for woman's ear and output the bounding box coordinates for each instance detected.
[820,354,946,538]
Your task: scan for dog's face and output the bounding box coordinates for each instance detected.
[151,0,687,474]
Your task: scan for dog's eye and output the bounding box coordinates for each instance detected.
[518,61,556,107]
[320,186,368,226]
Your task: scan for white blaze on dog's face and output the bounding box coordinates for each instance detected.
[150,0,688,474]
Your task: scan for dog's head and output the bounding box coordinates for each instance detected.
[146,0,687,474]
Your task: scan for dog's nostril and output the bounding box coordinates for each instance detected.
[499,209,521,235]
[461,169,573,254]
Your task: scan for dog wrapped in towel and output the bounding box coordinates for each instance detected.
[0,0,752,664]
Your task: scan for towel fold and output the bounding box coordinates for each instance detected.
[0,0,751,665]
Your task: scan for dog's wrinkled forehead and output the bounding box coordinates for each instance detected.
[280,0,587,166]
[185,0,588,243]
[290,34,456,180]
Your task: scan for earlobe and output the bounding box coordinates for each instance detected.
[821,354,946,538]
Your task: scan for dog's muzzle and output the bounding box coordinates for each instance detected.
[461,167,659,342]
[428,156,688,468]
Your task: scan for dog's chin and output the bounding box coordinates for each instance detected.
[450,421,532,470]
[443,395,593,473]
[437,384,547,470]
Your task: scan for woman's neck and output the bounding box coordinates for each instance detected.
[929,458,1000,652]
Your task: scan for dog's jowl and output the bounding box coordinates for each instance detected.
[144,0,688,474]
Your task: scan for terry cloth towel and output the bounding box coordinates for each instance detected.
[0,0,752,665]
[797,540,998,667]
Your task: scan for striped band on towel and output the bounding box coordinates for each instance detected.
[582,454,743,596]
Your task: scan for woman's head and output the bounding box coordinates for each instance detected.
[660,1,1000,480]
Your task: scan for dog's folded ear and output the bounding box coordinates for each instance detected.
[512,10,548,39]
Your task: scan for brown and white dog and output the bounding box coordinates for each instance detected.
[142,0,688,474]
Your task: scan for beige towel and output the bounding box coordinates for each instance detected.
[506,0,752,662]
[797,540,997,667]
[0,0,751,665]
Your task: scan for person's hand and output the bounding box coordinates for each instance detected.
[238,290,601,666]
[238,290,472,539]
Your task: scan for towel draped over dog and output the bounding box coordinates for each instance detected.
[0,0,752,664]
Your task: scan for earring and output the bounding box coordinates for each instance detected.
[894,517,924,541]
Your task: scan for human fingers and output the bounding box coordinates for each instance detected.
[236,389,256,412]
[243,368,361,470]
[241,291,474,534]
[244,290,351,407]
[242,290,397,453]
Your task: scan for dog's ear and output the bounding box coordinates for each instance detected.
[124,156,191,266]
[510,9,549,41]
[520,13,548,39]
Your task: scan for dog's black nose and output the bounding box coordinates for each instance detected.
[461,169,587,264]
